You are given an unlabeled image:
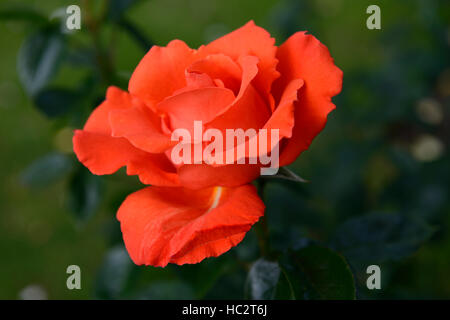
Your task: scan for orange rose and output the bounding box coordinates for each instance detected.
[73,21,342,267]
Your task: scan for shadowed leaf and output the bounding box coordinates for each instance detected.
[95,246,133,299]
[246,259,281,299]
[278,246,355,300]
[17,28,65,96]
[20,152,74,188]
[330,212,435,269]
[67,166,103,222]
[34,87,79,117]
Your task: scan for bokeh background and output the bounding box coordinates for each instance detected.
[0,0,449,299]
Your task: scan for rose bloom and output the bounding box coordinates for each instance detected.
[73,21,342,267]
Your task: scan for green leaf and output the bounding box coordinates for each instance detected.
[246,259,281,300]
[330,212,435,268]
[177,257,234,299]
[95,246,133,299]
[67,167,103,222]
[20,152,73,188]
[279,246,356,300]
[17,28,65,96]
[33,87,79,117]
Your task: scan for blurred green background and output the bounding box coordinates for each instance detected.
[0,0,449,299]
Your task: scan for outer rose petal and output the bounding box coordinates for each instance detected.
[117,184,264,267]
[73,86,179,187]
[73,131,179,186]
[273,32,343,166]
[128,40,196,105]
[73,130,142,175]
[84,86,136,135]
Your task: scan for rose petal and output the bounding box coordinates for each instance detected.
[205,56,270,132]
[73,86,179,186]
[199,21,280,108]
[109,104,175,153]
[187,54,242,94]
[73,130,142,175]
[117,184,264,266]
[178,163,261,189]
[172,57,277,184]
[126,152,180,186]
[273,32,343,166]
[157,55,261,137]
[156,87,236,134]
[84,86,136,135]
[206,78,304,164]
[128,39,197,105]
[174,79,304,186]
[264,79,304,138]
[73,131,179,186]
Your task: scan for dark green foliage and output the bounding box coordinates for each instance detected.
[17,28,65,96]
[277,246,356,300]
[20,152,74,188]
[33,87,79,117]
[246,259,281,299]
[331,212,435,269]
[67,166,103,223]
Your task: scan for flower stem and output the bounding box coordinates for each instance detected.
[82,0,117,85]
[255,179,271,258]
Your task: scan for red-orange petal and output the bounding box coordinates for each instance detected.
[73,131,179,186]
[128,40,197,105]
[273,32,343,166]
[117,184,264,267]
[156,86,235,133]
[199,21,279,107]
[73,86,179,186]
[205,56,270,132]
[206,78,304,165]
[84,86,135,135]
[187,54,242,94]
[178,163,261,189]
[73,130,141,175]
[109,104,175,153]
